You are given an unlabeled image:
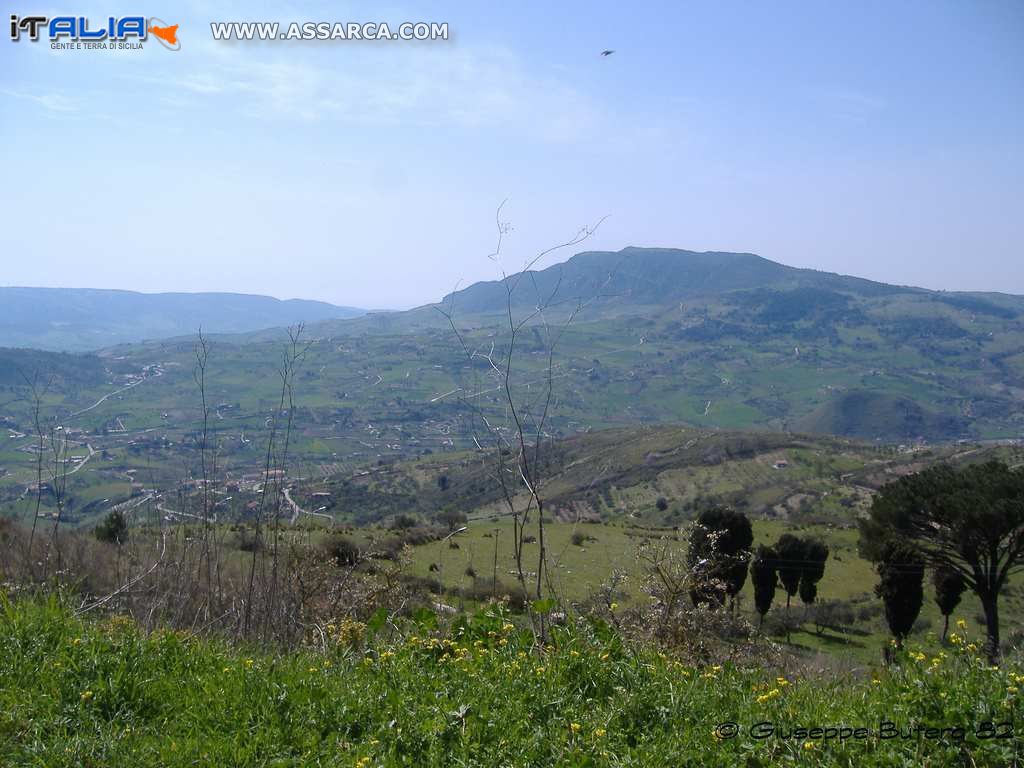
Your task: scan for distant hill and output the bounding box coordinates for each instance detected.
[290,247,1021,340]
[437,247,915,316]
[1,248,1021,454]
[0,347,107,389]
[0,288,366,351]
[795,391,967,442]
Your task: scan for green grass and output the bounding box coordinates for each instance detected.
[1,596,1021,766]
[391,516,1024,664]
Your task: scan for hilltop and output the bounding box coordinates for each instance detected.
[286,247,1023,338]
[437,247,911,315]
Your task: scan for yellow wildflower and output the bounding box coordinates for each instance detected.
[594,728,607,738]
[570,722,582,734]
[956,619,968,630]
[80,690,93,701]
[803,741,815,750]
[756,689,781,704]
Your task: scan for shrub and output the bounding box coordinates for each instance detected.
[323,535,361,567]
[812,600,857,635]
[391,514,418,530]
[762,609,803,639]
[94,511,128,545]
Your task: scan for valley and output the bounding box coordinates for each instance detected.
[1,248,1022,532]
[1,247,1022,665]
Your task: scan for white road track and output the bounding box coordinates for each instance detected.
[65,443,97,475]
[66,368,161,420]
[430,369,577,403]
[156,500,212,522]
[283,486,332,524]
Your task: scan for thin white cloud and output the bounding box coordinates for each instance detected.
[119,36,606,142]
[0,87,80,114]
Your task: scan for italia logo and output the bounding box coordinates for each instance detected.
[9,14,180,50]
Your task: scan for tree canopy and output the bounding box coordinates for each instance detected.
[686,507,753,607]
[860,460,1024,661]
[774,533,806,609]
[798,539,830,606]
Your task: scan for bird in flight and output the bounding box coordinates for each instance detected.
[600,49,615,57]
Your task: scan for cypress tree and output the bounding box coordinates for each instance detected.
[875,542,925,650]
[932,566,967,641]
[750,545,778,626]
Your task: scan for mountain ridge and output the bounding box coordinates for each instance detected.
[439,246,926,314]
[0,287,367,352]
[276,246,1020,341]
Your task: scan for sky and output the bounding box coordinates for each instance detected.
[1,1,1022,309]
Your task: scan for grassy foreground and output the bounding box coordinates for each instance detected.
[0,598,1021,767]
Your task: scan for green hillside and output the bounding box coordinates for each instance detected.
[795,391,965,441]
[0,347,107,389]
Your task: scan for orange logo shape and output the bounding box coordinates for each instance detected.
[148,18,180,50]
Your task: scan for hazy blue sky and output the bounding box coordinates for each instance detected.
[1,1,1021,308]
